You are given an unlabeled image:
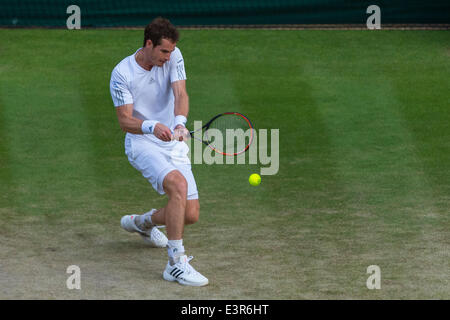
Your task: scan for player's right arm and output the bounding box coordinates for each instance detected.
[115,104,172,141]
[115,104,144,134]
[111,67,172,141]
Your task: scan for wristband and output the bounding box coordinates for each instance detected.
[174,115,187,128]
[141,120,159,134]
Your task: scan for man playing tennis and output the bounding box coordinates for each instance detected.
[109,17,208,286]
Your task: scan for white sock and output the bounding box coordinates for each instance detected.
[167,239,184,265]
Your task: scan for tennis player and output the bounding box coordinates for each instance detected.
[109,17,208,286]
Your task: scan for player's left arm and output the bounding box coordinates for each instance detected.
[172,79,189,130]
[170,48,188,131]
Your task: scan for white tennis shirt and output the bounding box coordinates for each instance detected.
[110,47,187,131]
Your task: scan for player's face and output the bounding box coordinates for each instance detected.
[147,38,176,67]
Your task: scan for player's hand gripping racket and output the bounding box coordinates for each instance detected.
[172,112,254,156]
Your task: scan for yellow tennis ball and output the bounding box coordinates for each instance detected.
[249,173,261,186]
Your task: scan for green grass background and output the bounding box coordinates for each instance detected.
[0,29,449,299]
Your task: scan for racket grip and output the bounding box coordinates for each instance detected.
[172,127,190,141]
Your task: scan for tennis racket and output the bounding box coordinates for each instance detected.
[173,112,254,156]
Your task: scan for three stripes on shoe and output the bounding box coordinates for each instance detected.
[170,267,185,279]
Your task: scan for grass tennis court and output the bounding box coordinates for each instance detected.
[0,29,449,299]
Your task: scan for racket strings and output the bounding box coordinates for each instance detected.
[206,114,253,155]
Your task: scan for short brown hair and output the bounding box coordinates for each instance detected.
[143,17,179,48]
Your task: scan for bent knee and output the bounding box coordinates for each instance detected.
[163,170,188,200]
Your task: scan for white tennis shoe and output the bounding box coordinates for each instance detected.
[163,255,209,287]
[120,214,168,248]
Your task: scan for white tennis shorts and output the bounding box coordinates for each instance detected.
[124,133,199,200]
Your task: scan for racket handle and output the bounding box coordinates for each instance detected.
[171,127,190,141]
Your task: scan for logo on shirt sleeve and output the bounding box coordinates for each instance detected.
[176,64,185,80]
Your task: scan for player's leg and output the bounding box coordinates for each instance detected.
[120,135,170,247]
[185,199,199,225]
[162,170,187,240]
[121,137,207,286]
[160,169,208,286]
[149,160,199,226]
[146,199,199,226]
[124,170,191,248]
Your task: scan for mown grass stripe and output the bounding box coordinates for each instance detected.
[304,31,446,297]
[0,30,100,219]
